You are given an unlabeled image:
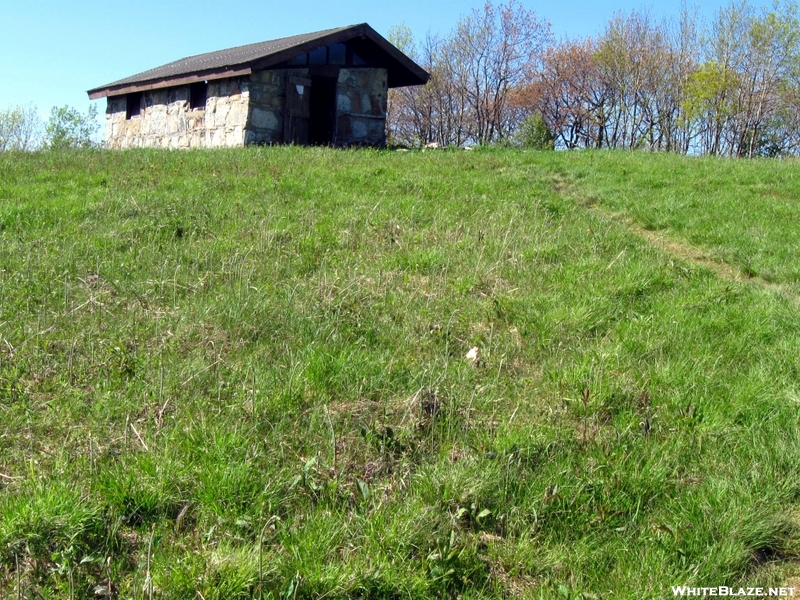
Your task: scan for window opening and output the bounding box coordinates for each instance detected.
[126,92,142,120]
[190,82,207,110]
[329,43,346,65]
[309,46,327,65]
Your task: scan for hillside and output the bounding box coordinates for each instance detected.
[1,148,799,599]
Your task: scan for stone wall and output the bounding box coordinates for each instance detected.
[336,68,387,147]
[245,67,388,147]
[246,69,297,145]
[103,68,389,149]
[104,78,249,149]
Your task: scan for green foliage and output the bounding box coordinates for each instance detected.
[44,104,99,149]
[1,148,800,597]
[514,113,555,150]
[681,61,739,122]
[387,22,417,57]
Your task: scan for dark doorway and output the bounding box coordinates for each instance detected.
[308,76,337,145]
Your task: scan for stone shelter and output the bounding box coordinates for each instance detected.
[87,24,428,149]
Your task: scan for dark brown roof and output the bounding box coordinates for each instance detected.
[87,23,428,99]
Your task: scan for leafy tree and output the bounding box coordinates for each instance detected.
[681,61,740,155]
[735,0,800,157]
[45,105,99,149]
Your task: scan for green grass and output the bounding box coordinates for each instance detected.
[1,147,799,599]
[548,151,800,287]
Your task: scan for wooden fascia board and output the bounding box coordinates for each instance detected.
[87,66,253,99]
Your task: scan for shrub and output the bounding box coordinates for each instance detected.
[515,113,555,150]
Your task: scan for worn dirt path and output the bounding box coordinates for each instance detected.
[554,175,800,308]
[609,211,800,308]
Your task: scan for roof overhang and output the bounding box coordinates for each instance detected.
[88,66,253,100]
[87,23,429,100]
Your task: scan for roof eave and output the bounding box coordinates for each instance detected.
[247,25,429,87]
[360,24,429,87]
[86,23,430,100]
[88,65,254,100]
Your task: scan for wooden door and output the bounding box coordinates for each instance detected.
[284,76,312,145]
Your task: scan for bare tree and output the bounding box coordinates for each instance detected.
[517,38,606,149]
[390,0,800,156]
[452,1,552,144]
[387,1,551,147]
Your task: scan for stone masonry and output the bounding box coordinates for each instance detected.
[336,68,387,147]
[104,67,389,149]
[246,70,287,145]
[105,78,249,149]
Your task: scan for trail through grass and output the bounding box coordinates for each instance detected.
[553,167,800,309]
[548,151,800,291]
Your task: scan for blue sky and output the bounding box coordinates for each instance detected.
[0,0,772,125]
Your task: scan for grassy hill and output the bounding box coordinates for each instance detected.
[1,147,799,599]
